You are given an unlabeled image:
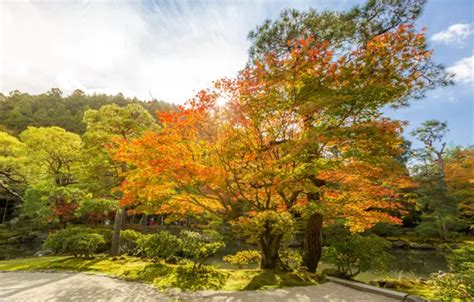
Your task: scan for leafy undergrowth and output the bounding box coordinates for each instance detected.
[0,256,318,291]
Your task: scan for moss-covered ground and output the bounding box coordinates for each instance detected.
[0,255,318,291]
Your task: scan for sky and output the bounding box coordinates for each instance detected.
[0,0,473,147]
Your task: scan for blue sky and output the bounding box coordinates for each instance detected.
[0,0,472,147]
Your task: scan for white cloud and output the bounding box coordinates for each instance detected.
[0,1,253,103]
[432,23,473,46]
[0,0,350,104]
[447,55,474,84]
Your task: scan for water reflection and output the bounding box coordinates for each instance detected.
[354,249,448,282]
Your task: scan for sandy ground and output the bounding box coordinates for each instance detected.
[0,271,399,302]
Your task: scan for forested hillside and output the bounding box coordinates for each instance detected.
[0,88,175,135]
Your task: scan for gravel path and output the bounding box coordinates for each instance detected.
[0,271,398,302]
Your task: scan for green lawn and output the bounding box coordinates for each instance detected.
[0,255,318,291]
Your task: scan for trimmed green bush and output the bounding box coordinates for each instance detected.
[44,227,106,257]
[119,229,143,256]
[93,228,113,252]
[137,231,182,261]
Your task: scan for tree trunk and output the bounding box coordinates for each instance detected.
[2,199,8,224]
[110,207,123,256]
[303,212,323,273]
[259,223,288,270]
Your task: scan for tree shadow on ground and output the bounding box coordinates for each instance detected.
[172,265,228,290]
[132,262,169,281]
[137,263,228,291]
[45,257,104,272]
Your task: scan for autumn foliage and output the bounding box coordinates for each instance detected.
[111,24,441,270]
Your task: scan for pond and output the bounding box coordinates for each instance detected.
[206,247,448,282]
[0,242,449,283]
[336,249,447,282]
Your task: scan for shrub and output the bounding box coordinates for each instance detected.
[93,228,113,252]
[44,227,106,257]
[431,272,472,301]
[323,233,392,278]
[447,243,474,273]
[223,250,261,268]
[137,231,182,261]
[119,229,143,256]
[431,243,473,301]
[180,230,225,268]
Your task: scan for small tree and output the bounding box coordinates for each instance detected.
[411,121,465,238]
[81,104,158,256]
[75,197,117,224]
[323,230,392,278]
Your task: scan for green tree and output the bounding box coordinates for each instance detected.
[411,121,464,238]
[248,0,427,65]
[0,132,27,222]
[17,127,84,225]
[0,89,175,135]
[444,147,474,230]
[20,126,83,186]
[81,104,158,255]
[323,226,392,278]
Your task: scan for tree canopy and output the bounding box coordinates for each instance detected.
[0,89,174,135]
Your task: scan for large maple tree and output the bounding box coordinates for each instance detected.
[116,18,448,270]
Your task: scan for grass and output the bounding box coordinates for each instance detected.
[0,255,318,291]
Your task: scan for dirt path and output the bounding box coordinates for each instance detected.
[0,271,398,301]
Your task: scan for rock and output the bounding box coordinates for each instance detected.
[166,288,182,297]
[409,242,435,250]
[370,280,397,288]
[369,280,381,286]
[6,237,21,244]
[392,240,409,248]
[35,249,54,257]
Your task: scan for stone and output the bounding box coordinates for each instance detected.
[392,240,409,248]
[404,295,426,302]
[34,249,53,257]
[409,242,435,250]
